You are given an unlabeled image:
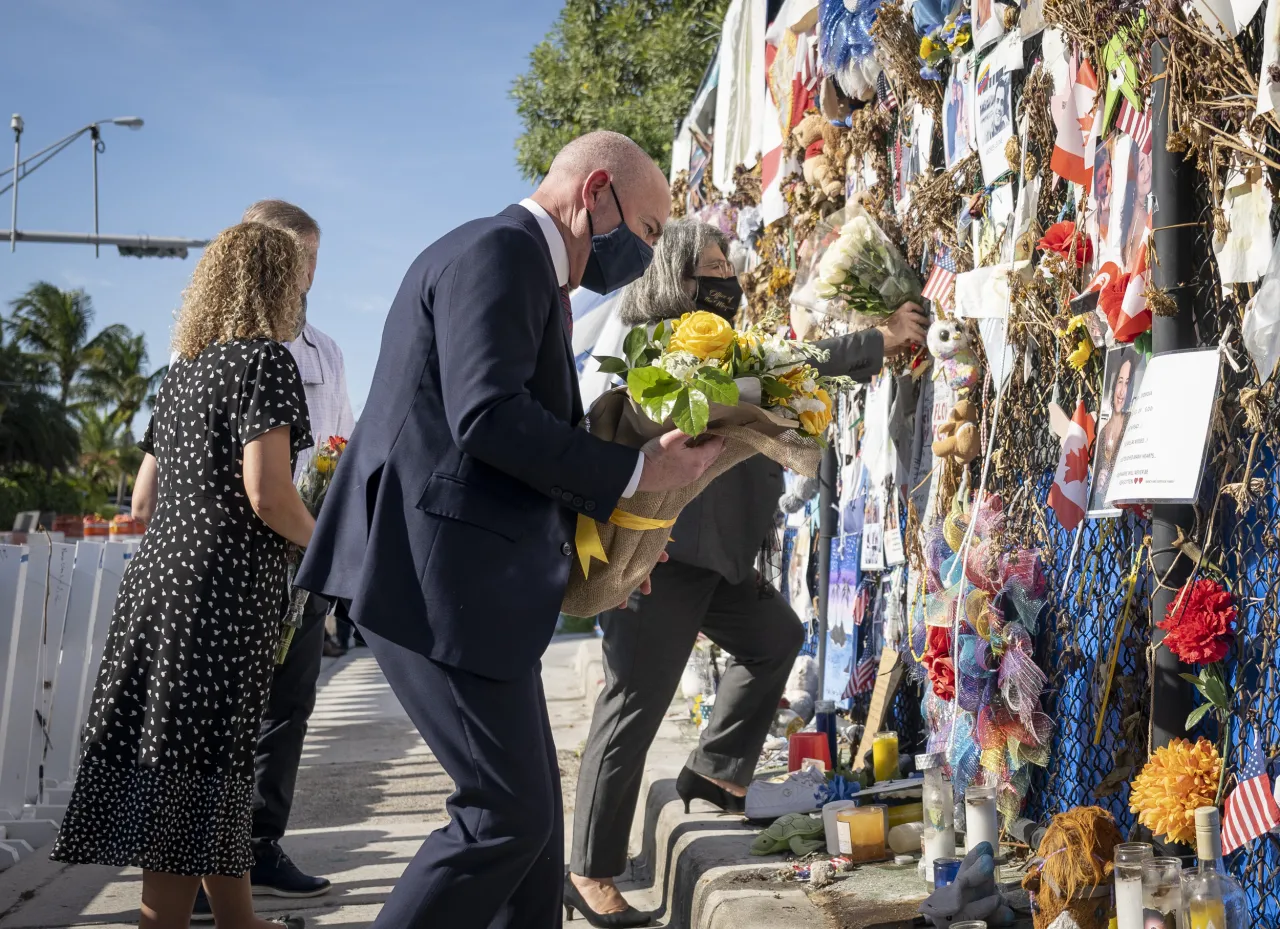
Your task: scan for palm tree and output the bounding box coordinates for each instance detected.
[79,328,168,428]
[77,409,125,492]
[7,282,126,406]
[0,339,78,472]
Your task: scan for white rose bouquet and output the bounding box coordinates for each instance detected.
[814,204,921,317]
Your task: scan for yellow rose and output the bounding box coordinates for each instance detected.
[315,453,335,474]
[670,311,735,361]
[798,388,833,436]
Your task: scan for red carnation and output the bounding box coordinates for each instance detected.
[922,625,956,702]
[1037,221,1093,268]
[1156,578,1237,665]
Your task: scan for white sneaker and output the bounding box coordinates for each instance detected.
[745,767,827,821]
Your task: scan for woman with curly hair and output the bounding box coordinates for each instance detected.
[51,222,316,929]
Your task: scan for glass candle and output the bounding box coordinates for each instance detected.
[916,753,954,889]
[836,805,888,862]
[872,730,900,782]
[951,923,988,929]
[964,785,999,855]
[934,856,963,887]
[1142,857,1184,928]
[1114,842,1154,929]
[814,699,838,769]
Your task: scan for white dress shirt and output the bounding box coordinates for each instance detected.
[283,322,356,479]
[518,198,643,499]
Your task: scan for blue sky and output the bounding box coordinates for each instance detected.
[0,0,564,416]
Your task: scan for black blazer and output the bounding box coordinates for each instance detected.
[664,328,886,583]
[296,205,638,680]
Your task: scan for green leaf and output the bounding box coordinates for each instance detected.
[626,365,678,402]
[594,355,629,375]
[761,376,794,399]
[1201,670,1230,709]
[624,327,651,365]
[1179,673,1204,687]
[655,320,672,349]
[672,386,710,436]
[694,369,739,406]
[1185,703,1214,730]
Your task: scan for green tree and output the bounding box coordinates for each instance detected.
[7,282,126,406]
[0,339,78,473]
[511,0,728,180]
[80,328,168,428]
[76,408,125,492]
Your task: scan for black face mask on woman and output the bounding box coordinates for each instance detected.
[693,274,744,319]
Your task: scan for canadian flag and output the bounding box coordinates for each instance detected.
[1100,229,1152,343]
[1047,399,1096,531]
[1050,54,1100,190]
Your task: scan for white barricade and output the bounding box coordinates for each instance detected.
[0,537,136,868]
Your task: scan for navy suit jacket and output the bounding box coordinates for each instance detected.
[295,205,638,680]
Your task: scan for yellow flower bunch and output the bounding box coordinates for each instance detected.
[670,311,735,361]
[1129,737,1222,845]
[799,387,833,436]
[1059,314,1093,371]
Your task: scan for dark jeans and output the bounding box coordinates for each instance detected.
[250,591,329,849]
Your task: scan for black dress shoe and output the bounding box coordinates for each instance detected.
[250,843,332,897]
[675,766,745,815]
[563,875,651,927]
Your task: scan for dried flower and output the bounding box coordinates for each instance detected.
[1156,578,1237,664]
[1129,738,1221,845]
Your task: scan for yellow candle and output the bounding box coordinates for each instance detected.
[873,731,900,783]
[836,806,888,862]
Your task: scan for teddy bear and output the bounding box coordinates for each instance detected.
[927,318,979,394]
[932,398,981,466]
[1021,807,1123,929]
[792,114,845,202]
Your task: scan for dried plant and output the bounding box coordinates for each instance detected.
[871,0,945,112]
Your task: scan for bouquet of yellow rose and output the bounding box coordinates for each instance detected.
[563,312,848,617]
[278,435,348,663]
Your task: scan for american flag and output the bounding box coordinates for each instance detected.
[1116,98,1152,156]
[845,654,877,698]
[877,71,898,113]
[1222,729,1280,854]
[922,245,958,309]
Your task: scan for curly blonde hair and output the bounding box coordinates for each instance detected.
[172,222,305,359]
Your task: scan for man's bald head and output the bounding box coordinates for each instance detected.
[531,131,671,289]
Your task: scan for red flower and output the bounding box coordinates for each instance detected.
[1156,578,1237,665]
[1037,221,1093,268]
[922,626,955,702]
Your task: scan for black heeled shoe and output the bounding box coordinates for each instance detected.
[562,875,650,927]
[675,766,746,814]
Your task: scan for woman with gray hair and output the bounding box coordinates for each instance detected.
[564,218,927,926]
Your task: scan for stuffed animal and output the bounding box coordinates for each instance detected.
[920,842,1016,927]
[1021,807,1122,929]
[792,114,845,201]
[927,318,979,393]
[749,813,826,857]
[932,398,981,466]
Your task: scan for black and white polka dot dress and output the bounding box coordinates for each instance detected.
[51,339,312,877]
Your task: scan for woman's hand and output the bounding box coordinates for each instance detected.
[244,427,316,549]
[876,301,929,357]
[616,550,670,611]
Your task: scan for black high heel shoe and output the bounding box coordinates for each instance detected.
[675,766,746,814]
[562,875,650,927]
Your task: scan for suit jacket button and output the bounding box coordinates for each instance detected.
[585,500,597,513]
[572,495,584,507]
[551,486,563,496]
[560,542,572,556]
[562,491,574,503]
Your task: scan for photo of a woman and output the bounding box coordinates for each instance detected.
[1089,347,1147,515]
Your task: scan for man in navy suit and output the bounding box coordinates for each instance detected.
[295,131,723,928]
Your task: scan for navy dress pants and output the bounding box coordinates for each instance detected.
[359,623,563,929]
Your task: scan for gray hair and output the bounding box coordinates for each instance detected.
[242,199,320,240]
[617,219,730,325]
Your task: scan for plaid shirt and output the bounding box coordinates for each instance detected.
[283,322,355,479]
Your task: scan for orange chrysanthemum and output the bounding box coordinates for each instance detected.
[1128,738,1221,845]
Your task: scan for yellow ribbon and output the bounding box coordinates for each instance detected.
[575,509,677,579]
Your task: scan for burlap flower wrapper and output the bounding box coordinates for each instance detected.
[562,387,822,617]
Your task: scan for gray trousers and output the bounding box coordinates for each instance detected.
[569,559,804,878]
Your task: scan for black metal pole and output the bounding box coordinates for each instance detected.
[1147,40,1197,850]
[816,443,838,698]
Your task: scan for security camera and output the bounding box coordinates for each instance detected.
[10,114,22,134]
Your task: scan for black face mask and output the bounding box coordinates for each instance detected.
[693,274,744,319]
[580,184,655,295]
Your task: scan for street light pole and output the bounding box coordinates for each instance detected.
[10,114,22,254]
[91,125,100,258]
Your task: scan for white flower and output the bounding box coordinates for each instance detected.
[658,350,703,383]
[801,378,817,393]
[792,395,827,415]
[814,280,839,300]
[822,266,848,286]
